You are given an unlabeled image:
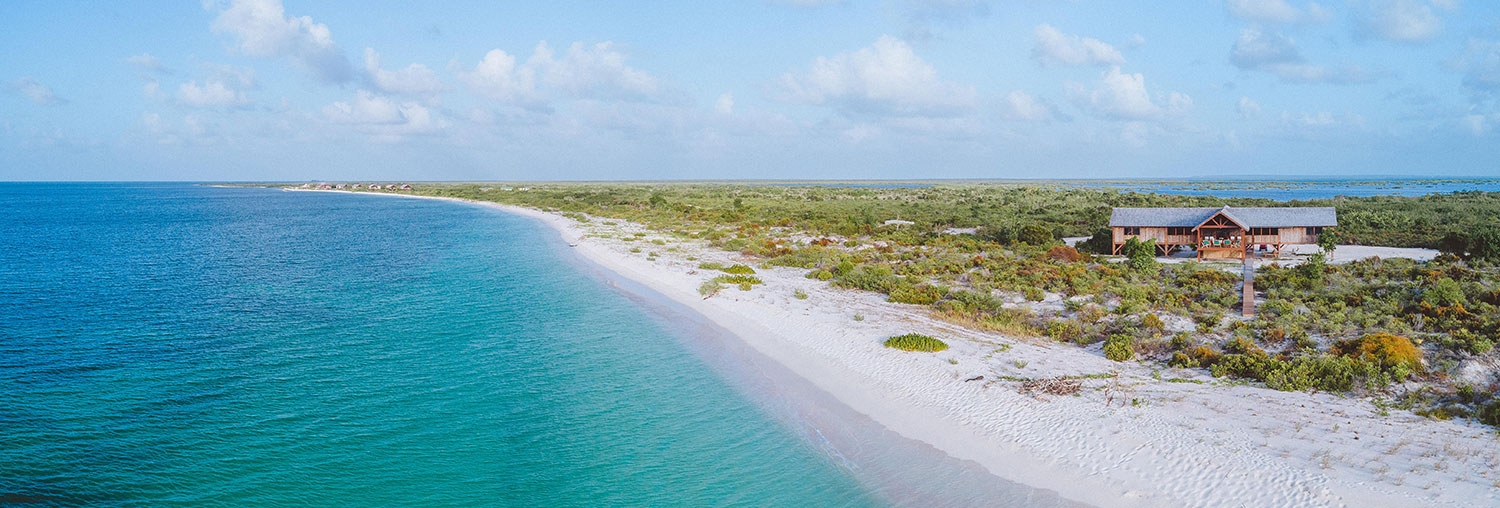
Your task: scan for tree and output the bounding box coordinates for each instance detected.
[1470,226,1500,262]
[1122,238,1158,271]
[1079,228,1113,254]
[1018,224,1053,245]
[977,225,1016,245]
[1438,231,1470,259]
[1316,227,1338,255]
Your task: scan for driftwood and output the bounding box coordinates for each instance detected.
[1019,377,1081,397]
[964,375,985,382]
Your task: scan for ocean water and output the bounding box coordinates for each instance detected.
[1066,179,1500,200]
[0,184,1077,508]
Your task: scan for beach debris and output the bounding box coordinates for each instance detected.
[1019,377,1081,397]
[964,375,985,382]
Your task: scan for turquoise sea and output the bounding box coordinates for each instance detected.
[0,184,1076,507]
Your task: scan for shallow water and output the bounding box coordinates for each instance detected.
[0,184,1079,507]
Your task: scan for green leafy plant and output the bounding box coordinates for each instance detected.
[883,333,949,352]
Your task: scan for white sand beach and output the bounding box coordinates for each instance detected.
[307,190,1500,508]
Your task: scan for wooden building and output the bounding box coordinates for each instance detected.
[1109,206,1336,261]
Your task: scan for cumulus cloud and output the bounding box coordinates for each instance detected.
[1354,0,1445,43]
[998,90,1055,121]
[460,41,659,104]
[207,0,352,83]
[1449,39,1500,92]
[177,80,252,107]
[127,54,168,74]
[322,90,446,140]
[1230,29,1379,84]
[363,48,444,96]
[1225,0,1331,24]
[1238,96,1262,118]
[1065,67,1190,121]
[4,77,65,106]
[774,35,977,117]
[1032,24,1125,67]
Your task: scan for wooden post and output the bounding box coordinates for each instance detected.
[1242,254,1255,317]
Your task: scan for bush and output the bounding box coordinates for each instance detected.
[1019,224,1054,246]
[1140,313,1165,332]
[1422,278,1466,307]
[1104,334,1135,361]
[806,269,834,280]
[794,289,808,300]
[713,274,763,285]
[884,333,949,352]
[698,281,723,297]
[1047,320,1084,343]
[723,264,757,275]
[977,225,1016,245]
[1079,228,1113,255]
[1479,401,1500,427]
[889,284,946,305]
[1121,238,1158,271]
[1331,332,1422,373]
[1046,245,1082,263]
[1023,287,1045,302]
[697,261,725,271]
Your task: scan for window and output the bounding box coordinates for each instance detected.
[1123,227,1140,235]
[1307,226,1322,236]
[1249,227,1277,236]
[1167,227,1192,236]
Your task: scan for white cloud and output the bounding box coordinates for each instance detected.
[4,77,65,106]
[1238,96,1262,118]
[1463,114,1486,135]
[1032,24,1125,67]
[207,0,352,83]
[1225,0,1331,24]
[998,90,1054,121]
[322,90,446,140]
[177,80,252,107]
[1066,67,1189,121]
[1230,29,1379,84]
[714,93,735,115]
[1450,38,1500,92]
[460,41,659,104]
[127,54,168,73]
[1354,0,1444,43]
[531,41,659,100]
[460,49,537,103]
[1230,29,1302,68]
[775,35,977,117]
[363,48,444,95]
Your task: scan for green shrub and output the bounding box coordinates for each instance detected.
[883,333,949,352]
[1047,320,1084,343]
[723,264,757,275]
[1019,224,1054,245]
[1023,287,1045,302]
[794,289,809,300]
[1104,334,1135,361]
[698,281,723,297]
[1479,401,1500,427]
[1140,313,1165,332]
[713,274,763,285]
[806,269,833,280]
[697,261,724,271]
[834,260,856,276]
[1122,238,1158,271]
[889,284,946,305]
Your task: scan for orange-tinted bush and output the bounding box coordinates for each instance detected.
[1046,245,1082,263]
[1332,333,1422,372]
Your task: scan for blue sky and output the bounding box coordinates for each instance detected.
[2,0,1498,181]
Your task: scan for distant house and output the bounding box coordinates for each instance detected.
[299,183,311,189]
[334,184,346,189]
[400,184,412,190]
[1109,206,1336,261]
[368,184,380,190]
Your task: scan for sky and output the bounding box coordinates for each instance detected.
[2,0,1499,181]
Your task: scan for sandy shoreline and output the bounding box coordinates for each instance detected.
[292,189,1499,508]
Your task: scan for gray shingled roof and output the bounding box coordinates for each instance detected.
[1109,206,1336,228]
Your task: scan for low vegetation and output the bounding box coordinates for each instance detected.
[884,333,950,352]
[310,181,1500,428]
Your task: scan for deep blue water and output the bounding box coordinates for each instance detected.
[0,184,1077,507]
[1065,179,1500,200]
